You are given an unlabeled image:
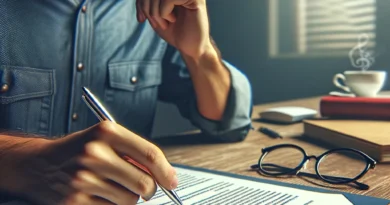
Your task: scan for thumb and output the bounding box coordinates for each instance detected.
[160,0,185,22]
[164,13,176,23]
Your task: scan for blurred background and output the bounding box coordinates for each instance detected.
[152,0,390,138]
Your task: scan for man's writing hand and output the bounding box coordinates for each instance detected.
[136,0,213,59]
[0,122,177,205]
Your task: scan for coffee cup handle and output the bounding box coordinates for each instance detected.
[333,73,351,93]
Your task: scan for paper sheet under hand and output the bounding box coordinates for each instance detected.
[137,167,352,205]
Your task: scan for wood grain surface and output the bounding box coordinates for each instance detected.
[154,96,390,200]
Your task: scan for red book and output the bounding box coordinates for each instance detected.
[320,96,390,120]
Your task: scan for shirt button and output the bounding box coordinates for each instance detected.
[130,76,138,84]
[77,63,84,71]
[81,6,87,13]
[0,84,9,93]
[72,113,78,121]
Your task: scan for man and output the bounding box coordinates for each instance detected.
[0,0,252,204]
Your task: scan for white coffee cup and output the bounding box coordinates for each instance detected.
[333,70,387,97]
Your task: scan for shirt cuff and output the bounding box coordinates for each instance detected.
[188,60,253,137]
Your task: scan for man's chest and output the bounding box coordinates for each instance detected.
[0,1,167,137]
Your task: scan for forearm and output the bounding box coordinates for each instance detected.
[182,43,231,121]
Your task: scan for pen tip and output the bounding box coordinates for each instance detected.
[82,87,90,95]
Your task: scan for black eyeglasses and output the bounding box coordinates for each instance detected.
[250,144,376,190]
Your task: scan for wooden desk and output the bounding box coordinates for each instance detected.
[156,96,390,200]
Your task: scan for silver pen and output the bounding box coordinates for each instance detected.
[81,87,183,205]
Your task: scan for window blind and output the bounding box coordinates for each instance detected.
[298,0,376,55]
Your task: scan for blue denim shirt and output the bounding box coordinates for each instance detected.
[0,0,252,142]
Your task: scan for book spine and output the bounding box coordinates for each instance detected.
[320,99,390,120]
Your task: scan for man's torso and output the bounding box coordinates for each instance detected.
[0,0,166,138]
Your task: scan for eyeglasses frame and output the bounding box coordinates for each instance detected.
[257,144,376,186]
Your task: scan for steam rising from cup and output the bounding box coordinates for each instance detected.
[348,33,375,71]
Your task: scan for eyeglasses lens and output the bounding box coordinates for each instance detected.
[318,150,367,183]
[261,147,304,175]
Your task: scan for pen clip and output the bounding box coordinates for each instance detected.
[82,87,116,123]
[82,95,105,122]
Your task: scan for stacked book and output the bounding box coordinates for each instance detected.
[319,95,390,120]
[303,95,390,163]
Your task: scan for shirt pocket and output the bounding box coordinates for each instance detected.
[105,61,162,137]
[0,66,55,136]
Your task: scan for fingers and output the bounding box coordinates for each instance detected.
[80,140,158,200]
[72,170,140,205]
[136,0,180,29]
[136,0,146,22]
[150,0,169,30]
[89,122,178,191]
[139,0,158,28]
[159,0,181,22]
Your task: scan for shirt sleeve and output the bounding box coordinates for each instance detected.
[158,45,253,142]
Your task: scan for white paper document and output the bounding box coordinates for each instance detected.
[137,166,352,205]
